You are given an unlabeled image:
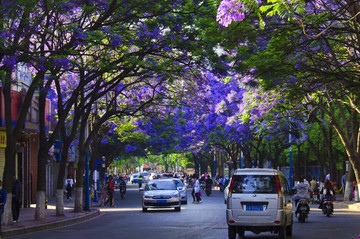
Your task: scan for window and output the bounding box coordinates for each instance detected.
[232,175,278,194]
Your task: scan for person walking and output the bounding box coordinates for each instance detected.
[191,175,196,203]
[12,176,22,223]
[66,180,72,201]
[0,180,7,236]
[341,171,348,194]
[194,175,202,203]
[105,176,115,207]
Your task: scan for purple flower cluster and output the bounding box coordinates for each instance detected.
[217,0,246,27]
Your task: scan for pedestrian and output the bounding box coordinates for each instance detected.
[341,171,348,194]
[66,180,72,201]
[194,175,202,203]
[138,175,143,188]
[191,175,196,203]
[105,176,115,207]
[0,180,7,234]
[12,176,22,223]
[325,173,330,181]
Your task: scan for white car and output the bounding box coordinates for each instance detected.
[226,168,293,239]
[173,178,188,204]
[131,173,139,184]
[141,179,181,212]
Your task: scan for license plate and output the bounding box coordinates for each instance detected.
[246,205,264,211]
[156,200,167,203]
[300,206,308,210]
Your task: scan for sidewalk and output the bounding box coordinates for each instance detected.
[330,193,360,210]
[2,199,100,238]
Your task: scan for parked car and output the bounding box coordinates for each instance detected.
[224,177,232,204]
[140,179,181,212]
[226,168,293,239]
[172,178,188,204]
[131,173,139,184]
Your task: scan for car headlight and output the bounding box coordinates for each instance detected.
[171,193,179,198]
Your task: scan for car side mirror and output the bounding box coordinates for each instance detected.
[177,187,184,191]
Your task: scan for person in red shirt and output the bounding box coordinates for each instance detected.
[105,176,115,207]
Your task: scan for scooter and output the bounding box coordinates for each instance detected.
[322,197,334,217]
[296,199,310,223]
[120,185,126,199]
[205,186,212,196]
[200,181,205,191]
[311,188,320,204]
[219,182,225,192]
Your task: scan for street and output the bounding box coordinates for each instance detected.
[8,183,360,239]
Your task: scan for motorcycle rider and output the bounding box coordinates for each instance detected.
[319,179,335,209]
[293,177,312,217]
[205,176,213,194]
[119,176,127,194]
[138,175,143,188]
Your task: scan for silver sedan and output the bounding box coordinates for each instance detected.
[141,179,181,212]
[172,178,188,204]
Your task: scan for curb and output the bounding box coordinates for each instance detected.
[2,209,100,238]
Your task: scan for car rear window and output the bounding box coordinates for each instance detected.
[232,175,278,194]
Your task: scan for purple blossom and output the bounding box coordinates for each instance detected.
[217,0,246,27]
[110,35,122,47]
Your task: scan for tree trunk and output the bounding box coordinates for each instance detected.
[34,149,48,220]
[35,191,46,220]
[74,157,85,212]
[55,140,71,216]
[344,165,355,201]
[55,189,65,216]
[3,193,12,226]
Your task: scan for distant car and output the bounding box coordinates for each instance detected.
[131,173,139,184]
[172,178,188,204]
[141,179,181,212]
[161,173,174,179]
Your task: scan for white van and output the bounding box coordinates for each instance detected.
[226,168,293,239]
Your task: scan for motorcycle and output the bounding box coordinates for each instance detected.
[119,183,126,200]
[311,188,320,204]
[296,199,310,223]
[205,186,212,196]
[200,181,205,191]
[322,197,334,217]
[219,182,225,192]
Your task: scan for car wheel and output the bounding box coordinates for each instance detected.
[142,207,147,212]
[238,228,245,239]
[174,207,181,212]
[228,226,236,239]
[278,225,287,239]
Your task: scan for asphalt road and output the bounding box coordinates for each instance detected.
[8,183,360,239]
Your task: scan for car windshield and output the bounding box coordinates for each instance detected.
[173,180,184,187]
[232,175,278,194]
[146,181,176,190]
